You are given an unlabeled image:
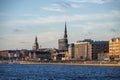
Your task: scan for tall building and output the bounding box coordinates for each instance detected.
[68,43,75,60]
[58,22,68,51]
[69,39,109,61]
[32,36,39,51]
[109,38,120,60]
[92,41,109,60]
[68,42,92,60]
[74,42,92,60]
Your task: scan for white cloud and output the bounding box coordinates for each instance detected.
[67,0,114,4]
[41,2,82,12]
[70,4,81,8]
[41,3,65,12]
[1,10,120,27]
[33,10,120,24]
[41,7,64,12]
[53,2,81,8]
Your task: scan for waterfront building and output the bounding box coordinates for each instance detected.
[92,41,109,60]
[68,40,109,61]
[58,22,68,51]
[28,50,52,61]
[29,47,56,61]
[77,39,93,43]
[0,50,9,60]
[109,38,120,60]
[20,49,30,60]
[68,41,92,61]
[97,52,109,61]
[68,43,75,60]
[52,50,69,61]
[74,42,92,60]
[0,50,21,60]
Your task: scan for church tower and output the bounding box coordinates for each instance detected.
[58,22,68,51]
[32,36,39,51]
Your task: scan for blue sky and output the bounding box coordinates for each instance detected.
[0,0,120,50]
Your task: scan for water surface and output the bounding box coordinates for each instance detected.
[0,64,120,80]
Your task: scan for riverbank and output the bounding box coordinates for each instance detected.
[19,61,120,67]
[1,60,120,67]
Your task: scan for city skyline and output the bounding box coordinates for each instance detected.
[0,0,120,50]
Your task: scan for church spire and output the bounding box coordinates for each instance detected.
[33,36,39,51]
[64,21,67,39]
[35,36,37,43]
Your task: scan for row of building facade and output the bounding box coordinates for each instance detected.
[0,22,120,61]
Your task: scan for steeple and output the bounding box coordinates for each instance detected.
[64,21,67,39]
[33,36,39,51]
[58,22,68,51]
[35,36,37,43]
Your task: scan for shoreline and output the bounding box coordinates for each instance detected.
[1,61,120,67]
[19,61,120,67]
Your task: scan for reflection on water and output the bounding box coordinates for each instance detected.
[0,64,120,80]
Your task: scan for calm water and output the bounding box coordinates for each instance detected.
[0,64,120,80]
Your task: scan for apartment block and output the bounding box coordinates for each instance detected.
[109,38,120,60]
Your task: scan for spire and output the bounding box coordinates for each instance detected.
[33,36,39,50]
[64,21,67,39]
[35,36,37,43]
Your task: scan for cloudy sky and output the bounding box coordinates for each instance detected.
[0,0,120,50]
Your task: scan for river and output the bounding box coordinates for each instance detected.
[0,64,120,80]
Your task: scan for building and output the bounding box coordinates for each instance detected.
[0,50,10,60]
[77,39,93,43]
[58,22,68,51]
[68,39,109,61]
[52,50,69,61]
[68,42,92,61]
[74,42,92,60]
[0,50,21,60]
[92,41,109,60]
[54,22,70,61]
[109,38,120,60]
[32,36,39,59]
[97,52,109,61]
[68,43,75,60]
[29,50,52,61]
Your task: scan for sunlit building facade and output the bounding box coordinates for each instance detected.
[109,38,120,60]
[68,42,92,60]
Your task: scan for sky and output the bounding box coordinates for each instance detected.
[0,0,120,50]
